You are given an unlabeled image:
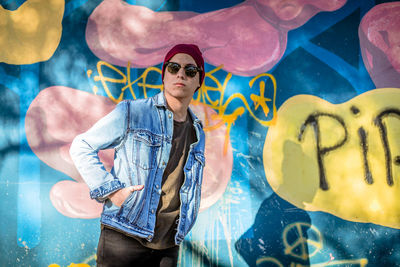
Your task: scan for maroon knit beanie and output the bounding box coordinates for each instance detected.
[161,44,205,86]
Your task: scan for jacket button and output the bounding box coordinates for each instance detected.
[168,113,172,118]
[151,209,155,214]
[155,184,159,189]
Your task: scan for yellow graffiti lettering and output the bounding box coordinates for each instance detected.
[93,61,128,103]
[283,222,322,260]
[256,257,284,267]
[196,69,277,153]
[89,61,163,103]
[48,264,90,267]
[48,253,96,267]
[264,88,400,229]
[257,223,368,267]
[88,61,277,154]
[308,258,368,267]
[248,73,277,126]
[257,258,369,267]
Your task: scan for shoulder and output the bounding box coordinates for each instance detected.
[122,97,156,111]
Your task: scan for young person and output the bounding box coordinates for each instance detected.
[70,44,206,267]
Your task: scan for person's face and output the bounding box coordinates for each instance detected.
[163,53,201,101]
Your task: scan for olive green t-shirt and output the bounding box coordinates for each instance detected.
[137,113,196,249]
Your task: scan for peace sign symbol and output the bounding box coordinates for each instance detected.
[282,222,323,260]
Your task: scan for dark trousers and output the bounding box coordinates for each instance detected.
[96,226,179,267]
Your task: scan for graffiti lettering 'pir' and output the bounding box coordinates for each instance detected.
[264,88,400,229]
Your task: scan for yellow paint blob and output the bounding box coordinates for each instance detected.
[0,0,64,64]
[48,264,90,267]
[264,88,400,229]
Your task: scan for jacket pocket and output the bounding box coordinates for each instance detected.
[117,190,138,218]
[131,130,162,170]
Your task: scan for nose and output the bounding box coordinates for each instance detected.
[176,67,187,79]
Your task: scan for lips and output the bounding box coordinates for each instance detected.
[174,83,185,86]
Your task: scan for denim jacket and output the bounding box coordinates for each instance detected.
[70,92,205,244]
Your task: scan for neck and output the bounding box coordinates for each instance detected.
[164,93,191,122]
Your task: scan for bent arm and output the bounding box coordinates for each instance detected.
[70,101,129,202]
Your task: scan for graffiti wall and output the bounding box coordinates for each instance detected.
[1,0,399,266]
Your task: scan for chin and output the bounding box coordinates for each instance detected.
[166,88,194,99]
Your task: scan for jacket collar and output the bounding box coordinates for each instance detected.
[154,91,203,127]
[188,106,203,127]
[154,91,168,108]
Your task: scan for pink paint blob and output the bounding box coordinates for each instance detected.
[26,86,116,218]
[190,102,233,212]
[86,0,346,76]
[359,2,400,88]
[50,180,103,219]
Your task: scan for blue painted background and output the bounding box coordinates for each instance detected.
[0,0,399,266]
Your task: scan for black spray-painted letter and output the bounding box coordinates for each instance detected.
[298,113,347,190]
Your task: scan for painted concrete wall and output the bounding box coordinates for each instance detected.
[0,0,399,266]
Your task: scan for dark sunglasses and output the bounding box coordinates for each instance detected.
[166,62,202,78]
